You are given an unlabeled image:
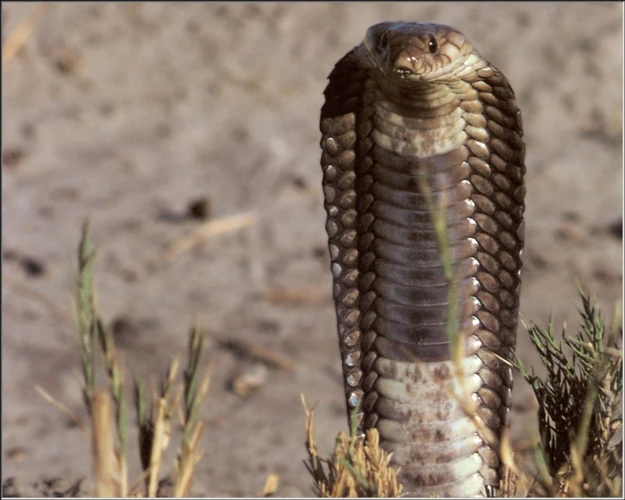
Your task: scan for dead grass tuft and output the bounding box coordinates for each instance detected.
[37,220,213,497]
[302,396,402,498]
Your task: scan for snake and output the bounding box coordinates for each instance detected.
[319,22,526,497]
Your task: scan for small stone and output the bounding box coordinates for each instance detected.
[54,48,82,75]
[230,363,268,398]
[2,148,25,169]
[21,256,46,277]
[291,176,308,190]
[554,223,585,243]
[110,316,139,346]
[257,319,280,334]
[312,246,326,260]
[561,211,581,222]
[2,249,18,261]
[187,197,212,220]
[5,446,27,462]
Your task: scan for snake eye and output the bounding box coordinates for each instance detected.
[428,35,438,54]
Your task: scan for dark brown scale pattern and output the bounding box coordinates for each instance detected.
[320,52,369,427]
[320,22,525,497]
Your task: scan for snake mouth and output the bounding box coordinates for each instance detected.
[393,66,417,80]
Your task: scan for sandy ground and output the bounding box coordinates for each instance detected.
[2,2,622,497]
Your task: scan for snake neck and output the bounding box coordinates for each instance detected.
[369,74,481,160]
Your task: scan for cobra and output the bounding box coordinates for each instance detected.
[319,22,526,497]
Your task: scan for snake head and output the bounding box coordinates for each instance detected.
[359,22,479,83]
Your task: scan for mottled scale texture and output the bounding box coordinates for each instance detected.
[320,22,526,497]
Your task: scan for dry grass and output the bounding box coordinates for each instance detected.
[37,220,213,497]
[303,396,403,498]
[508,288,623,497]
[158,211,257,263]
[1,4,47,63]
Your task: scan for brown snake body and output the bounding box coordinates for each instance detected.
[319,22,526,497]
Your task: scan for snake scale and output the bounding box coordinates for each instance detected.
[319,22,526,497]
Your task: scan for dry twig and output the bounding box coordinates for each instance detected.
[159,212,257,263]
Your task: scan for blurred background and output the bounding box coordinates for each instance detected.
[2,2,622,496]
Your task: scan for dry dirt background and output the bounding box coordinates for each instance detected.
[2,2,623,497]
